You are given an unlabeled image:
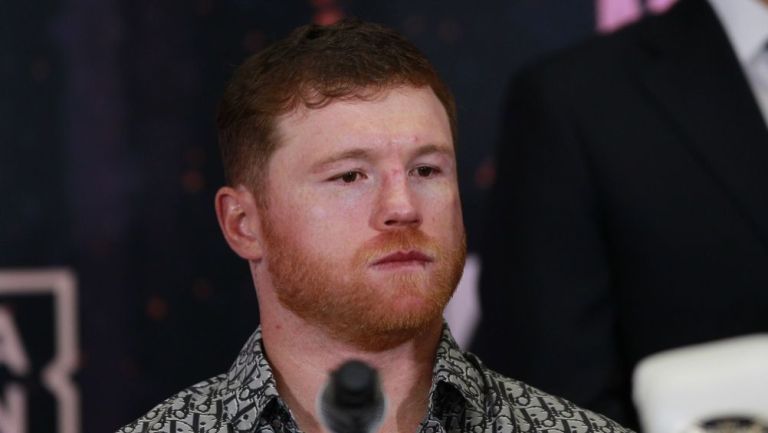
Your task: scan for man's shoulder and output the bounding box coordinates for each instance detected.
[480,365,634,433]
[116,373,229,433]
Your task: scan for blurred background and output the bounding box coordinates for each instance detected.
[0,0,695,431]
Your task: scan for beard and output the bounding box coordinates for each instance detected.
[260,213,466,351]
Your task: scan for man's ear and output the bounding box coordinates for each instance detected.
[215,185,265,261]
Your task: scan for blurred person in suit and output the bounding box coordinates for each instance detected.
[474,0,768,428]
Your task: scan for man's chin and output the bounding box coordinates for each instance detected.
[388,293,436,313]
[343,291,448,348]
[310,275,454,350]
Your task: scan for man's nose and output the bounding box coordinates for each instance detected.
[371,173,421,230]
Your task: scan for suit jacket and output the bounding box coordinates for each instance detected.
[473,0,768,428]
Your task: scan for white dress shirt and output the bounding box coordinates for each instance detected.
[708,0,768,126]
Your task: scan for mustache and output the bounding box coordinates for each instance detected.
[355,229,438,265]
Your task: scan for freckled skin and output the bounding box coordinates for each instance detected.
[267,86,462,271]
[256,86,466,348]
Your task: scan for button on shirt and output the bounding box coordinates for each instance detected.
[117,326,631,433]
[708,0,768,125]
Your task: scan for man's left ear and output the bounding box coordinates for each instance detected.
[214,185,265,261]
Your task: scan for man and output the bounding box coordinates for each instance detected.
[474,0,768,428]
[118,20,630,433]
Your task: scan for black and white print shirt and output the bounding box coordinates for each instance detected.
[117,326,632,433]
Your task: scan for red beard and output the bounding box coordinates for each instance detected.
[261,216,466,351]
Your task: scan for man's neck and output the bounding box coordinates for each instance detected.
[260,310,444,433]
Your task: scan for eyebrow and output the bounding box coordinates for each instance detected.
[411,143,454,159]
[310,148,373,173]
[311,143,454,173]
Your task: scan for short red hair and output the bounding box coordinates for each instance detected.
[216,19,457,190]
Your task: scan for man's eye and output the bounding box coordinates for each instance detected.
[333,171,365,183]
[413,166,440,177]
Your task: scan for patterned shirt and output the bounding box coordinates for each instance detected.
[117,326,632,433]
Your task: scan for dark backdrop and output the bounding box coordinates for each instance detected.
[2,0,597,430]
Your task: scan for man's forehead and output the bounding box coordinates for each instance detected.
[307,143,455,175]
[273,86,452,154]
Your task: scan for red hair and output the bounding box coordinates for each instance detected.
[217,19,457,190]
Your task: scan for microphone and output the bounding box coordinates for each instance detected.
[318,360,387,433]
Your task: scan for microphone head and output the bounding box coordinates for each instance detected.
[333,360,378,407]
[318,360,386,433]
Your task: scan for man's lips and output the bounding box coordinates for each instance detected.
[370,250,433,268]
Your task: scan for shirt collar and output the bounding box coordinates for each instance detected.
[218,327,281,430]
[217,324,486,428]
[429,324,487,413]
[707,0,768,65]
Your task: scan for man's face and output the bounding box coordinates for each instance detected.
[258,86,466,349]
